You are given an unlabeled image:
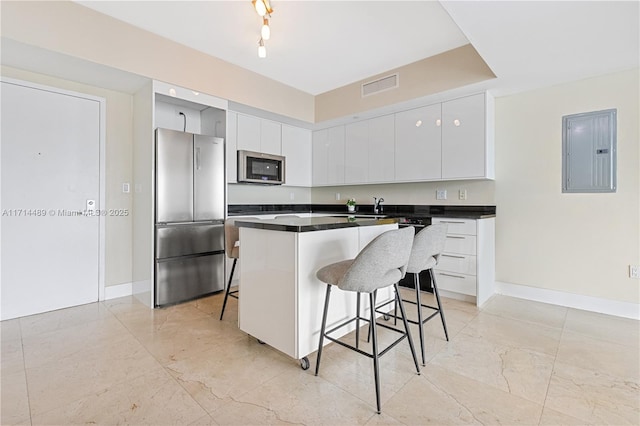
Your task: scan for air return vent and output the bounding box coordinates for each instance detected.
[361,73,399,97]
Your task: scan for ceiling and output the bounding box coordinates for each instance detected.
[69,0,638,98]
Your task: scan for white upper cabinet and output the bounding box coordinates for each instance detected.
[368,115,395,183]
[344,115,395,184]
[345,120,368,184]
[260,119,282,155]
[394,103,442,181]
[281,125,311,187]
[226,111,238,183]
[312,125,345,186]
[441,93,492,180]
[236,114,261,152]
[236,113,282,155]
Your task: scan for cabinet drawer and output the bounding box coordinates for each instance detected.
[437,253,476,276]
[432,218,476,235]
[443,234,476,255]
[433,271,476,296]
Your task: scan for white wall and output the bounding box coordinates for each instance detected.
[1,66,134,290]
[494,68,639,305]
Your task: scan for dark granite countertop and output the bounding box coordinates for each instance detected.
[235,216,400,233]
[229,204,496,220]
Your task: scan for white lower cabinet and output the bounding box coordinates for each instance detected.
[431,217,495,306]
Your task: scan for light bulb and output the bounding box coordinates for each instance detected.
[253,0,266,16]
[258,39,266,58]
[261,18,270,40]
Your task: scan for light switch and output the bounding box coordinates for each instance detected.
[436,189,447,200]
[123,183,130,193]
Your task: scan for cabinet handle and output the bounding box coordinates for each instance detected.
[441,254,466,259]
[446,235,466,239]
[438,272,466,279]
[440,220,466,224]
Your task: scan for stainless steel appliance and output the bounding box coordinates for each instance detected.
[155,128,225,307]
[237,149,285,184]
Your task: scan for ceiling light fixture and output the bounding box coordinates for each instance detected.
[252,0,272,17]
[252,1,273,58]
[261,18,270,40]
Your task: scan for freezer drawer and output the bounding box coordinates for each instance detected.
[156,222,224,259]
[155,253,225,307]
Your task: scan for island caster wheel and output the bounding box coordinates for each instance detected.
[300,357,310,370]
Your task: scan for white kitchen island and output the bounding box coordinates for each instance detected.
[236,216,398,369]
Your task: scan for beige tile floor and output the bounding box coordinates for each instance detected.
[1,290,638,425]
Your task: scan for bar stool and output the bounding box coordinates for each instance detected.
[219,217,258,320]
[376,223,449,365]
[315,226,420,414]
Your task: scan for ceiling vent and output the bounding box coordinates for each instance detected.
[361,73,399,97]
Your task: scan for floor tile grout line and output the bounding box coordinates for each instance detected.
[536,304,569,425]
[17,317,34,426]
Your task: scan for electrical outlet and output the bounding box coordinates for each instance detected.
[459,189,467,200]
[290,192,295,201]
[122,183,130,193]
[436,189,447,200]
[335,193,341,201]
[630,265,640,279]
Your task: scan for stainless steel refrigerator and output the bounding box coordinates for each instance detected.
[155,128,225,307]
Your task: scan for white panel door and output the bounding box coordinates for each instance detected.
[368,114,395,183]
[1,81,101,320]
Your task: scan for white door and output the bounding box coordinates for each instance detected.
[1,80,101,320]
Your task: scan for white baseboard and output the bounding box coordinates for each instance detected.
[103,282,133,300]
[495,281,640,320]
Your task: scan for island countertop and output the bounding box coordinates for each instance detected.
[235,216,399,233]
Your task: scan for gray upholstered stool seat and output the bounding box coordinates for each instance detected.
[375,223,449,365]
[219,217,259,321]
[314,226,420,414]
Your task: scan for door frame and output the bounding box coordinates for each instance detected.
[1,76,106,302]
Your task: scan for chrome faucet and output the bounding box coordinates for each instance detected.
[373,197,384,214]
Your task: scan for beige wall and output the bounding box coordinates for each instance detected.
[311,180,495,207]
[315,45,496,123]
[1,66,134,289]
[1,1,315,122]
[494,68,639,304]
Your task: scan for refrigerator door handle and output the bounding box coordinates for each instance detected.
[195,147,201,170]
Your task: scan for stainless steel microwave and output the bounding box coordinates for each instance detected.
[237,150,285,185]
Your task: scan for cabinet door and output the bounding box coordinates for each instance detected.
[442,93,486,179]
[345,120,368,184]
[226,112,237,183]
[237,114,261,152]
[326,126,345,185]
[368,114,395,183]
[261,119,282,155]
[312,129,328,185]
[394,104,441,181]
[282,125,311,186]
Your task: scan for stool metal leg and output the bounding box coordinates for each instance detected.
[395,283,421,375]
[315,284,332,376]
[431,270,449,341]
[368,292,382,414]
[414,273,426,365]
[219,258,237,320]
[356,292,361,349]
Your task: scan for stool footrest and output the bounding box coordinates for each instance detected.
[323,316,409,359]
